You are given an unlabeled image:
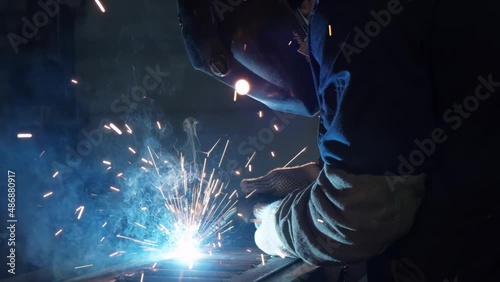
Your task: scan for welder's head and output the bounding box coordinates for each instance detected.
[177,0,318,116]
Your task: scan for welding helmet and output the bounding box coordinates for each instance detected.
[177,0,318,116]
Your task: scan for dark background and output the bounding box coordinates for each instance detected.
[0,0,318,280]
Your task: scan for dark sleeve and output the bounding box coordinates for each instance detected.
[310,0,436,174]
[275,167,425,265]
[274,0,437,265]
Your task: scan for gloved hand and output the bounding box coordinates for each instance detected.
[240,162,321,257]
[240,162,320,197]
[253,200,296,258]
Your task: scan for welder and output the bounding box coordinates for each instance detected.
[177,0,500,281]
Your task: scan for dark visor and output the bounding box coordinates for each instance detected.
[177,0,318,116]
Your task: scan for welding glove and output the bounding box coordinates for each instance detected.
[241,162,321,197]
[253,199,296,258]
[241,162,320,257]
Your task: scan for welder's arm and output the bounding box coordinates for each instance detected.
[271,166,425,265]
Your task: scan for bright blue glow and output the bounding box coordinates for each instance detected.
[173,237,201,265]
[164,224,201,266]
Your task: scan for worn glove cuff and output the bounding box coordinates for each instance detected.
[254,200,296,258]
